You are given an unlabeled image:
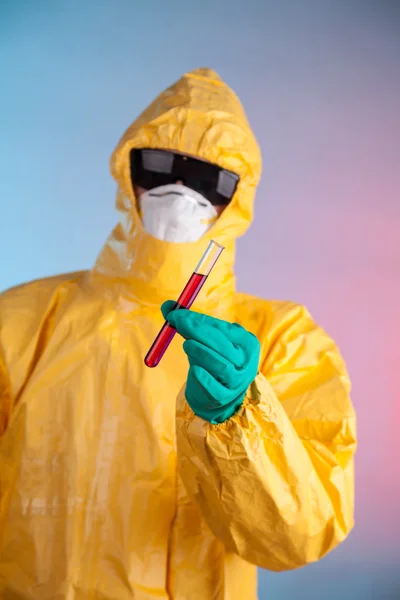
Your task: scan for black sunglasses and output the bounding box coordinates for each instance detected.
[130,148,240,206]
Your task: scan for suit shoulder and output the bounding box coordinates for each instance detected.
[0,271,87,311]
[0,271,88,353]
[0,271,90,394]
[234,292,308,329]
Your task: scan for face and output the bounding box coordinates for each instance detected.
[132,150,231,217]
[133,181,226,217]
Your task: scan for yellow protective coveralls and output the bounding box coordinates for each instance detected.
[0,68,356,600]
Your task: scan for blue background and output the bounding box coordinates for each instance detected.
[1,1,399,598]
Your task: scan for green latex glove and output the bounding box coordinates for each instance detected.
[161,301,261,424]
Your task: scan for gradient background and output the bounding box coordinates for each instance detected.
[1,1,399,598]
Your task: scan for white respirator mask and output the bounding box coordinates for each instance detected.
[138,184,218,243]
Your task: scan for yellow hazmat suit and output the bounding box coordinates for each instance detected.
[0,69,356,599]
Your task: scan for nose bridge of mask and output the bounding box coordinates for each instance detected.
[148,184,209,207]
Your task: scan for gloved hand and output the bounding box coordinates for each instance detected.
[161,301,261,424]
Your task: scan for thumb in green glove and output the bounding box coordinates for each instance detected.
[161,301,260,424]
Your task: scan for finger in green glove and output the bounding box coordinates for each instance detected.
[161,301,260,424]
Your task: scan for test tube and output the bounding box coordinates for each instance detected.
[144,240,225,368]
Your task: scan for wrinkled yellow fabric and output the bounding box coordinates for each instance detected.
[0,68,356,600]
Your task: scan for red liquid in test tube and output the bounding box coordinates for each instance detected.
[144,240,224,368]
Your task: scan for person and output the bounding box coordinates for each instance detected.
[0,68,356,600]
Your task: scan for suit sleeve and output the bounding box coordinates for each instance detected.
[176,304,356,571]
[0,345,11,437]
